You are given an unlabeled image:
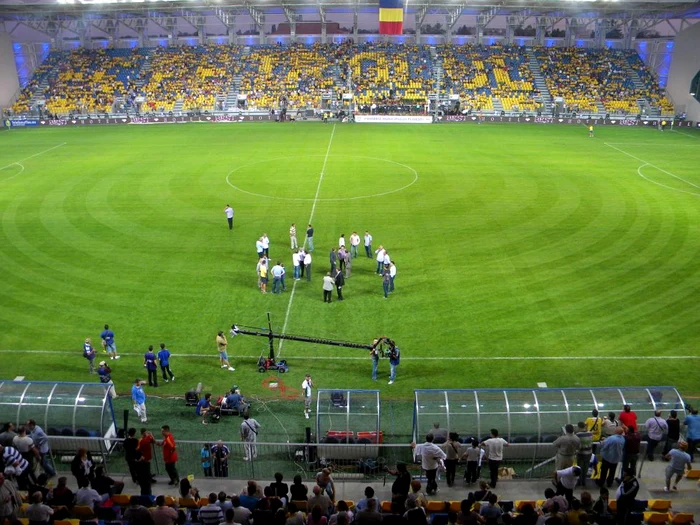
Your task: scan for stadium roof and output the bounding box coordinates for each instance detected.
[1,0,699,19]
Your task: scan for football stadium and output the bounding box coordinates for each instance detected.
[1,0,700,523]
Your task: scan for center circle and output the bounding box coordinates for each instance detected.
[225,155,418,201]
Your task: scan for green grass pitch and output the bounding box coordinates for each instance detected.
[1,122,700,413]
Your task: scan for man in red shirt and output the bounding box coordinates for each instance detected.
[619,405,637,431]
[136,429,157,485]
[159,425,179,486]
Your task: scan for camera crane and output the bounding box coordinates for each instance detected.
[230,313,396,361]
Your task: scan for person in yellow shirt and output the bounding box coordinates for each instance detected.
[589,125,594,138]
[585,409,603,442]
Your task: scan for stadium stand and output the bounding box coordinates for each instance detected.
[239,43,340,109]
[9,43,675,117]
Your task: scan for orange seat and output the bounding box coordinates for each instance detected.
[516,501,538,512]
[345,500,355,511]
[291,500,308,512]
[17,519,29,525]
[536,500,546,509]
[179,497,200,509]
[473,502,481,512]
[54,521,80,525]
[644,513,671,525]
[649,501,673,512]
[165,496,176,506]
[426,501,447,513]
[381,500,392,512]
[685,469,700,480]
[670,514,694,525]
[609,500,618,512]
[449,501,462,512]
[112,493,131,506]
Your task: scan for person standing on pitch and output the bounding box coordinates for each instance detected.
[370,340,380,381]
[292,250,301,280]
[389,262,397,293]
[216,331,235,371]
[338,234,346,249]
[334,268,345,301]
[323,273,334,303]
[240,415,260,461]
[329,248,337,273]
[83,338,96,374]
[224,205,234,230]
[158,343,175,383]
[290,223,298,250]
[261,233,270,257]
[100,324,120,360]
[301,374,313,419]
[388,345,400,385]
[364,231,373,258]
[338,246,347,274]
[345,250,352,279]
[375,246,386,274]
[306,224,314,252]
[131,379,147,423]
[350,232,360,258]
[304,251,312,281]
[382,267,391,299]
[144,346,158,387]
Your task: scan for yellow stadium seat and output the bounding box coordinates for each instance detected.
[345,500,355,510]
[426,501,448,513]
[644,513,671,525]
[609,500,618,512]
[112,493,131,506]
[72,505,96,520]
[649,501,672,512]
[449,501,462,512]
[179,497,200,509]
[381,500,392,512]
[685,469,700,480]
[670,514,694,525]
[291,500,308,512]
[516,501,538,512]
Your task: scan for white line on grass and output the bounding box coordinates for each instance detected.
[604,142,700,191]
[670,129,700,140]
[0,163,25,184]
[0,350,698,361]
[637,164,700,197]
[0,142,67,175]
[277,123,337,358]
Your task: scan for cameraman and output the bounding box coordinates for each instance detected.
[388,346,400,385]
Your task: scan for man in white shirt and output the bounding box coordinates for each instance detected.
[304,252,312,282]
[261,234,270,257]
[364,231,373,258]
[481,428,509,488]
[255,238,264,259]
[554,466,581,504]
[383,251,391,267]
[27,420,55,477]
[412,434,446,495]
[644,410,668,461]
[338,234,346,249]
[301,374,313,419]
[290,223,298,250]
[375,246,385,274]
[389,263,397,293]
[224,205,234,230]
[271,263,284,294]
[350,232,361,258]
[323,273,334,303]
[75,478,103,507]
[292,251,301,280]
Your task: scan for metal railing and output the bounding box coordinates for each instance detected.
[44,436,656,483]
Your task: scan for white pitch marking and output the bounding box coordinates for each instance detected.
[225,155,419,202]
[604,142,700,190]
[603,142,699,147]
[277,123,336,358]
[637,164,700,198]
[0,142,67,176]
[0,350,697,361]
[670,129,700,140]
[0,163,25,183]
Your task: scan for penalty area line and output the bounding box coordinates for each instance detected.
[0,142,67,174]
[0,350,698,361]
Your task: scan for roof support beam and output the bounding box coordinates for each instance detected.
[414,5,428,43]
[246,3,265,45]
[282,4,296,42]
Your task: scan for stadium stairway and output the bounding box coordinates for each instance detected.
[595,100,607,114]
[135,57,152,89]
[173,98,184,112]
[225,74,242,110]
[493,98,504,114]
[525,49,552,107]
[29,78,50,108]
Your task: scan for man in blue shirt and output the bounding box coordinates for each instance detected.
[144,346,158,387]
[100,324,120,360]
[131,379,147,424]
[597,428,625,488]
[97,361,112,383]
[306,224,314,252]
[158,343,175,383]
[684,408,700,462]
[196,394,212,426]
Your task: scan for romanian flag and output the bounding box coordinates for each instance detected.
[379,0,403,35]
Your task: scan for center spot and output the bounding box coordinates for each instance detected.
[225,155,418,201]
